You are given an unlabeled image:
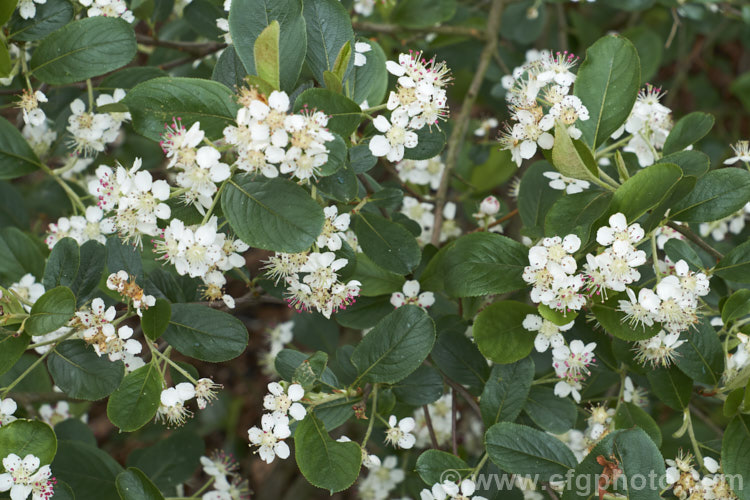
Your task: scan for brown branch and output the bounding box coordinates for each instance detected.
[422,405,440,450]
[431,0,505,246]
[352,21,485,40]
[443,377,482,420]
[136,34,226,55]
[469,208,519,233]
[666,221,724,261]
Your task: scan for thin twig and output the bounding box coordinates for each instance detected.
[469,208,518,233]
[443,377,482,420]
[136,34,226,55]
[666,222,724,261]
[451,388,458,456]
[352,21,485,40]
[431,0,505,246]
[423,405,440,450]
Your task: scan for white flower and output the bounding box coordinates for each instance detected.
[354,41,372,67]
[549,95,589,139]
[390,280,434,309]
[384,415,416,449]
[76,297,116,344]
[522,314,572,353]
[634,330,684,368]
[369,110,419,162]
[247,414,291,464]
[95,88,131,126]
[478,195,500,216]
[38,401,71,427]
[596,213,644,247]
[156,383,196,427]
[724,140,750,165]
[552,340,596,403]
[195,378,222,410]
[511,109,554,161]
[617,288,656,330]
[474,117,499,137]
[420,479,488,500]
[263,382,306,421]
[200,451,238,490]
[0,399,17,426]
[538,51,578,87]
[0,453,54,500]
[66,98,116,156]
[17,0,46,19]
[8,274,45,312]
[353,0,375,16]
[394,156,445,190]
[175,146,231,212]
[18,90,47,127]
[543,171,590,194]
[161,120,205,169]
[316,206,350,251]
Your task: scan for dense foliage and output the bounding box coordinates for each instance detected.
[1,0,750,499]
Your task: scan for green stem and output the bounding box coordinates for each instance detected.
[190,477,215,497]
[201,179,229,224]
[37,162,87,214]
[87,79,94,110]
[471,453,489,482]
[361,384,378,447]
[361,103,388,115]
[684,409,704,468]
[596,135,632,158]
[1,349,54,399]
[651,234,663,282]
[150,346,199,384]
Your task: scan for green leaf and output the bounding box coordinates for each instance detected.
[71,241,106,307]
[592,296,661,341]
[671,168,750,222]
[349,39,387,106]
[351,253,405,297]
[430,316,489,392]
[724,289,750,324]
[26,286,76,336]
[0,353,52,393]
[391,0,457,28]
[293,351,329,390]
[293,88,362,137]
[674,317,724,386]
[212,45,248,90]
[660,150,710,178]
[303,0,354,86]
[140,298,171,342]
[51,481,75,500]
[485,422,578,481]
[123,77,239,141]
[715,240,750,283]
[222,176,324,253]
[622,26,662,83]
[551,120,601,182]
[106,237,143,282]
[391,365,444,406]
[29,17,136,84]
[48,340,125,400]
[0,181,29,229]
[523,386,577,434]
[294,414,361,493]
[481,358,534,427]
[127,431,203,492]
[473,300,536,364]
[0,41,10,79]
[43,238,80,291]
[54,418,96,447]
[664,239,703,271]
[574,34,641,148]
[0,117,42,181]
[722,414,750,500]
[561,429,665,500]
[162,303,248,362]
[353,212,421,275]
[423,233,528,298]
[646,365,691,410]
[545,190,612,245]
[275,349,340,387]
[0,419,57,465]
[107,363,163,432]
[415,450,470,485]
[228,0,306,91]
[0,0,17,25]
[519,161,563,237]
[8,0,73,41]
[402,127,447,161]
[609,163,683,222]
[614,402,662,447]
[351,305,436,384]
[663,112,715,155]
[254,21,280,90]
[53,440,123,499]
[116,468,165,500]
[0,329,30,377]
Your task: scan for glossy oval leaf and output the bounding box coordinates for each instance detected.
[662,112,714,155]
[0,116,42,180]
[303,0,355,86]
[671,168,750,223]
[107,363,163,432]
[116,468,165,500]
[30,17,137,84]
[162,303,248,362]
[473,300,536,364]
[47,340,125,400]
[353,212,421,276]
[25,286,76,336]
[0,419,57,465]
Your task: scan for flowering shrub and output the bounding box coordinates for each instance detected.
[1,0,750,499]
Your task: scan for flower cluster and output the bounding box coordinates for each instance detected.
[357,455,405,500]
[78,0,135,21]
[522,313,573,353]
[0,453,55,500]
[611,84,673,167]
[248,382,306,464]
[199,451,250,500]
[412,394,454,448]
[160,121,231,213]
[44,206,115,249]
[263,250,360,318]
[106,271,156,316]
[522,234,585,313]
[665,453,737,500]
[67,91,130,157]
[420,479,487,500]
[257,321,294,378]
[583,213,647,299]
[222,89,334,182]
[394,156,445,190]
[154,217,248,308]
[370,51,452,162]
[699,202,750,241]
[552,339,597,403]
[400,197,461,245]
[543,171,590,194]
[499,49,589,166]
[618,258,709,336]
[156,378,221,427]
